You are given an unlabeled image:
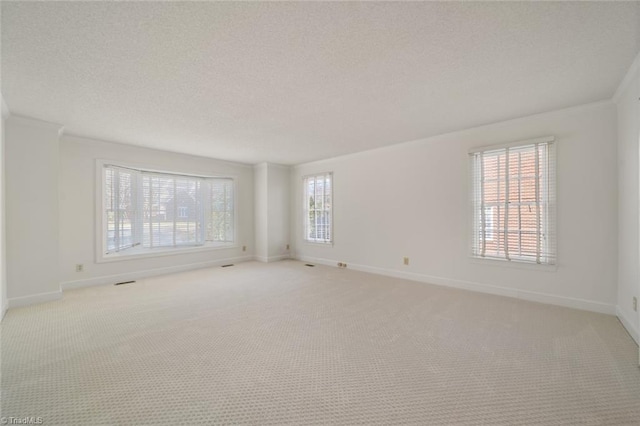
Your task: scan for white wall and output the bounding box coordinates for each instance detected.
[59,134,254,289]
[616,55,640,342]
[0,96,8,319]
[6,116,63,306]
[292,101,619,314]
[254,162,290,262]
[254,163,268,261]
[267,164,290,261]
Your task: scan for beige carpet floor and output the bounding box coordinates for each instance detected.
[1,260,639,425]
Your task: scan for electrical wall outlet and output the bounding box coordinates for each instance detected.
[634,297,637,312]
[75,264,84,272]
[242,245,246,252]
[403,257,409,266]
[286,244,290,250]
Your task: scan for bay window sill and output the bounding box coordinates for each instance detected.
[97,243,237,263]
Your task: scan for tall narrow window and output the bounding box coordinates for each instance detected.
[303,173,333,244]
[470,137,556,265]
[102,163,235,258]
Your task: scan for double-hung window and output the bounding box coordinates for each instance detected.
[102,163,235,259]
[470,137,556,265]
[303,173,333,244]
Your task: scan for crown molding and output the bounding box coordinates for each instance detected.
[7,115,65,134]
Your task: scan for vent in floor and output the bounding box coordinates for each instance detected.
[221,264,234,268]
[114,280,135,286]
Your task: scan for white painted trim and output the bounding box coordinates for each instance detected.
[253,162,291,170]
[264,162,292,170]
[6,115,64,132]
[613,50,640,103]
[98,243,239,264]
[297,255,615,315]
[1,94,6,320]
[61,255,254,290]
[257,254,290,263]
[8,290,63,308]
[62,132,255,168]
[269,254,290,262]
[616,306,639,345]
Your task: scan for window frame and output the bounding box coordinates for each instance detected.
[302,172,333,245]
[469,136,556,266]
[95,159,238,263]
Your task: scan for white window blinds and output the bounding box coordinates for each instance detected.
[470,137,556,265]
[104,165,234,255]
[303,173,333,243]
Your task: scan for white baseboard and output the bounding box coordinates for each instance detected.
[8,290,63,308]
[255,254,290,263]
[61,255,254,290]
[269,254,290,262]
[297,255,616,315]
[616,305,639,345]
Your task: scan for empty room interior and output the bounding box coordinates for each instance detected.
[1,1,640,425]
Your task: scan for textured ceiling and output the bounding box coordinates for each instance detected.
[2,2,639,165]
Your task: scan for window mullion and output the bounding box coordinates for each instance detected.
[503,149,510,261]
[304,178,309,241]
[496,155,501,258]
[535,144,541,264]
[150,176,155,248]
[136,172,143,248]
[114,169,120,252]
[314,177,319,241]
[203,180,211,243]
[196,180,202,244]
[173,178,177,247]
[517,152,522,258]
[327,174,332,243]
[320,175,324,241]
[479,153,486,257]
[224,182,233,241]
